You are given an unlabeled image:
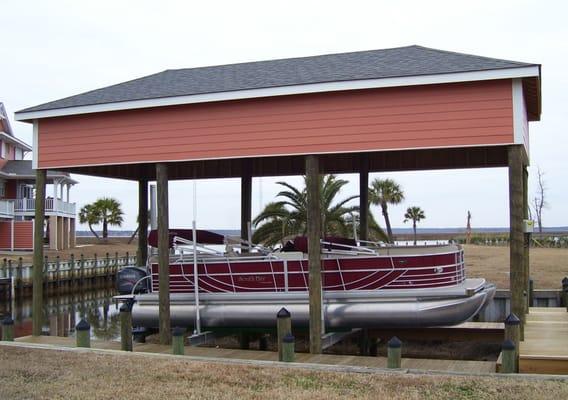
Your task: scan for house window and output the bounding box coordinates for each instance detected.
[0,181,5,198]
[14,147,23,160]
[0,141,5,158]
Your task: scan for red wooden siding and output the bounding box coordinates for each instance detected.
[0,220,33,250]
[38,80,514,169]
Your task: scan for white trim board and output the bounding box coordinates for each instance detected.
[15,66,540,121]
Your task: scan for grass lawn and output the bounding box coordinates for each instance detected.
[0,346,566,400]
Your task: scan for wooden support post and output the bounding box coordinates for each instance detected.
[239,332,250,350]
[55,256,60,291]
[156,163,171,345]
[1,316,14,341]
[259,334,269,351]
[281,333,295,362]
[387,336,402,368]
[359,154,369,241]
[508,146,525,338]
[306,154,322,354]
[120,302,133,351]
[75,318,91,348]
[501,339,516,374]
[523,165,530,314]
[17,257,23,297]
[32,169,46,337]
[504,313,520,372]
[241,162,252,251]
[137,179,149,266]
[528,278,534,307]
[70,254,75,290]
[358,328,370,356]
[80,254,85,286]
[172,327,185,355]
[277,307,292,361]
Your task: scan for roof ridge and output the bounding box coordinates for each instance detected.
[165,45,421,72]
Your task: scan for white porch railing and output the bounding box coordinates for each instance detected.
[11,198,76,216]
[0,199,15,217]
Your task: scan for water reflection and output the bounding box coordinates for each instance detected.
[0,289,121,340]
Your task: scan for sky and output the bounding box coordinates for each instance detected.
[1,0,566,231]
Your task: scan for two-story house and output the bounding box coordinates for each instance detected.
[0,102,76,250]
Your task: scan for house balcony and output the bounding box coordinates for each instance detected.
[0,199,15,218]
[11,198,76,217]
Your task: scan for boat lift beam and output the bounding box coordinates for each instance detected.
[321,328,362,350]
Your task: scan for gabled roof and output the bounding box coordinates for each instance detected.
[0,160,77,184]
[16,45,541,121]
[0,103,14,136]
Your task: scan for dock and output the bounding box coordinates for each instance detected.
[519,307,568,374]
[14,335,496,374]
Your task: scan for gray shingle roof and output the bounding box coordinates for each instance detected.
[0,160,77,183]
[19,45,536,113]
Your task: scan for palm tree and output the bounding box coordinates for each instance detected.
[404,206,426,245]
[369,178,405,243]
[92,198,124,240]
[252,175,359,246]
[79,204,101,239]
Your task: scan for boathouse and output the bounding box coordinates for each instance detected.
[0,103,77,251]
[15,45,541,350]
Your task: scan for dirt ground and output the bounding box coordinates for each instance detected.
[0,346,566,400]
[1,241,566,290]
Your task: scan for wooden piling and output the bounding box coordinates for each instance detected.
[277,307,292,361]
[156,162,171,345]
[240,160,252,250]
[504,313,520,372]
[508,145,525,339]
[528,278,534,307]
[137,179,149,266]
[120,302,133,351]
[523,165,530,314]
[17,258,23,297]
[501,339,516,373]
[281,333,295,362]
[55,256,60,291]
[75,319,91,348]
[259,334,269,351]
[1,316,14,341]
[359,153,369,241]
[172,327,185,355]
[306,154,322,354]
[80,254,85,286]
[562,277,568,308]
[70,254,76,290]
[387,336,402,368]
[33,169,46,337]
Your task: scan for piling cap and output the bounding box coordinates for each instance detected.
[502,339,516,351]
[388,336,402,348]
[172,327,186,337]
[504,313,521,326]
[75,319,91,331]
[562,276,568,286]
[277,307,291,318]
[282,333,295,343]
[2,316,14,326]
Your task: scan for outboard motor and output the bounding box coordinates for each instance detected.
[116,267,149,295]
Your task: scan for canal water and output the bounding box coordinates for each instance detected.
[0,289,121,340]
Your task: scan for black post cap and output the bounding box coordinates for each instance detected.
[502,339,516,351]
[282,333,295,343]
[388,336,402,348]
[172,327,185,337]
[562,276,568,286]
[504,313,521,326]
[277,308,291,318]
[75,318,90,331]
[2,316,14,326]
